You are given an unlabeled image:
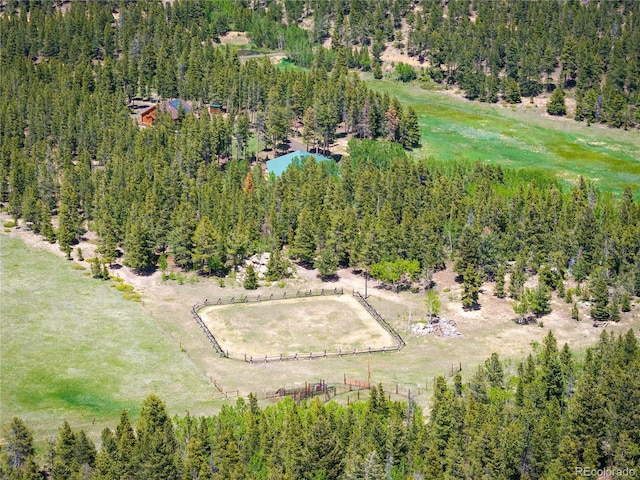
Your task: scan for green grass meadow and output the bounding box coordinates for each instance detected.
[0,235,215,444]
[366,76,640,196]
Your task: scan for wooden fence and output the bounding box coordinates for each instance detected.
[352,291,406,349]
[196,287,344,309]
[208,370,464,405]
[191,304,226,357]
[191,287,407,363]
[236,344,402,364]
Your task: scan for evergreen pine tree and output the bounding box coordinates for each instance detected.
[302,107,317,152]
[373,62,382,80]
[1,417,36,477]
[314,246,339,279]
[123,216,154,273]
[589,273,610,321]
[191,216,220,275]
[244,264,258,290]
[609,294,620,322]
[547,85,567,116]
[399,106,420,148]
[462,264,481,310]
[51,421,78,480]
[136,395,179,480]
[571,302,580,321]
[546,434,578,479]
[290,206,316,264]
[266,250,287,281]
[509,259,526,299]
[531,282,551,316]
[621,291,631,312]
[495,263,506,298]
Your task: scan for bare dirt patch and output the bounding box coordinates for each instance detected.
[219,31,249,46]
[199,295,395,357]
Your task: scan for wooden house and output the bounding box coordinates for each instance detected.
[140,105,157,125]
[140,99,192,126]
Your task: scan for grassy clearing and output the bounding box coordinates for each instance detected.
[199,295,395,357]
[0,236,215,445]
[365,76,640,196]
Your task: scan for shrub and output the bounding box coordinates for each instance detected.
[395,62,417,82]
[116,283,134,292]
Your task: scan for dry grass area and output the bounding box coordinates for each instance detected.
[199,295,395,357]
[218,31,249,46]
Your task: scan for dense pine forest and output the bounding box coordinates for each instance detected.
[2,330,639,479]
[1,0,640,314]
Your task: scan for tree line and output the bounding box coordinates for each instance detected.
[2,330,639,479]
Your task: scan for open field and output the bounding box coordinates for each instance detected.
[365,76,640,196]
[0,235,216,445]
[199,295,396,357]
[2,224,639,448]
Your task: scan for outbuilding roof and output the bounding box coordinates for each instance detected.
[265,150,332,177]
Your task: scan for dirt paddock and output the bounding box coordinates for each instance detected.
[199,295,396,358]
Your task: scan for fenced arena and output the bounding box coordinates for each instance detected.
[192,288,405,363]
